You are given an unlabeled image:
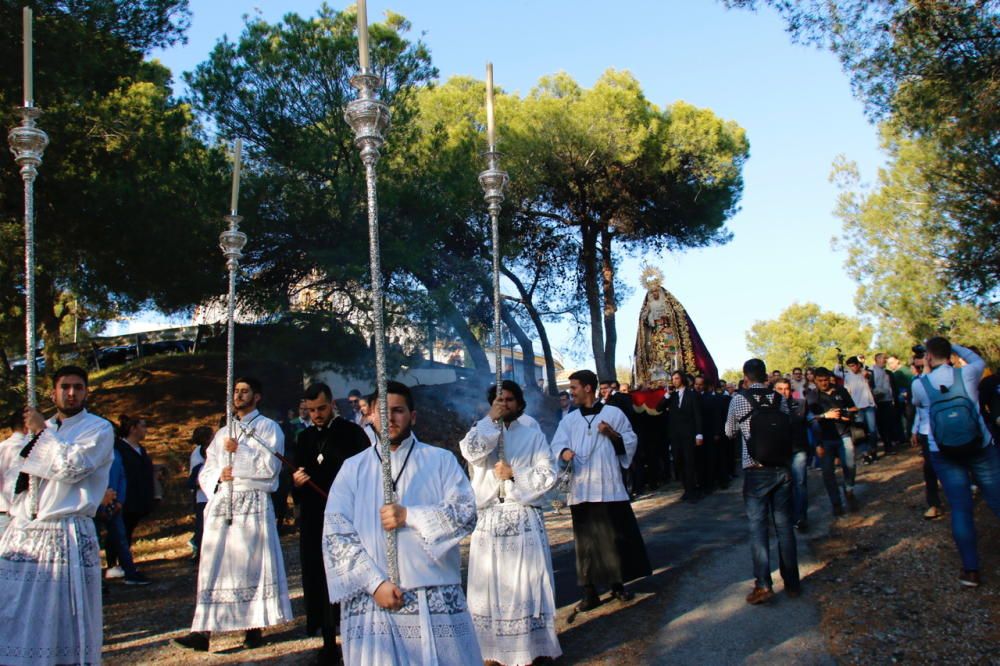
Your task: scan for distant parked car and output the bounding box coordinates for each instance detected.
[9,356,45,376]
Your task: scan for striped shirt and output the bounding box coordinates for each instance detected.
[724,383,789,469]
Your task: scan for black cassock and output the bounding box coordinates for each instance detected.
[293,418,370,639]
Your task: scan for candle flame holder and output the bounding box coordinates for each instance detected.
[8,106,49,408]
[345,71,399,584]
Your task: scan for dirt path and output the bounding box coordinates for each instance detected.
[102,447,999,664]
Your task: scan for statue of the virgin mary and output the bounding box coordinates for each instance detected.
[633,265,719,389]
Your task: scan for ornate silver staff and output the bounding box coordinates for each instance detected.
[345,1,398,584]
[479,63,510,502]
[220,139,247,527]
[8,8,48,408]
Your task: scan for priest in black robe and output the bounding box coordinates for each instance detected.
[293,382,370,664]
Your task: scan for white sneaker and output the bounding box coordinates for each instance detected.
[105,566,125,579]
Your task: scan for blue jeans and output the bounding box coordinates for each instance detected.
[820,435,855,509]
[100,512,138,576]
[858,406,878,455]
[790,450,809,524]
[929,445,1000,571]
[743,467,800,590]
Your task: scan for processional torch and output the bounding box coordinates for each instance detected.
[9,8,48,520]
[478,63,510,503]
[220,139,248,527]
[8,8,47,410]
[346,0,398,584]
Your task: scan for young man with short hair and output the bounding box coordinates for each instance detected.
[725,359,800,605]
[551,369,651,612]
[175,377,291,652]
[322,381,482,664]
[807,367,860,515]
[460,380,561,664]
[911,337,1000,587]
[0,366,115,665]
[294,382,370,663]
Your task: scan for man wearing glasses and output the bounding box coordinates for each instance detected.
[347,389,366,426]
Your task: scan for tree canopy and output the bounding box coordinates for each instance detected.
[0,1,223,374]
[725,0,999,300]
[746,302,875,371]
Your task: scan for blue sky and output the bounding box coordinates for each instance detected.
[129,0,884,374]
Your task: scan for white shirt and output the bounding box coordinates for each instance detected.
[4,409,115,521]
[838,369,876,409]
[550,404,637,505]
[324,434,477,598]
[189,446,208,503]
[911,344,991,452]
[459,415,556,510]
[199,410,285,497]
[0,432,26,513]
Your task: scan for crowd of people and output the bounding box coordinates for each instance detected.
[0,333,996,665]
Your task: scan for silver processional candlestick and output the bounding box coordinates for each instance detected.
[220,206,247,526]
[345,70,397,583]
[479,68,510,502]
[8,106,49,408]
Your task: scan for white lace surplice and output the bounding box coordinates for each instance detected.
[323,435,482,666]
[0,410,114,666]
[459,416,562,664]
[191,411,292,632]
[549,404,637,505]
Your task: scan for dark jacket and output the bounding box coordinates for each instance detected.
[665,388,703,444]
[114,438,156,516]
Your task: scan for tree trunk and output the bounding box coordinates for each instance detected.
[600,227,618,380]
[581,223,612,379]
[500,303,539,393]
[501,266,559,396]
[415,271,491,379]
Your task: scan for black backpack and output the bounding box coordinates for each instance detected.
[739,388,793,466]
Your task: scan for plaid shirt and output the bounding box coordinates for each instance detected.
[725,383,788,469]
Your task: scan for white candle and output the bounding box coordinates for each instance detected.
[486,62,495,149]
[357,0,370,72]
[230,138,242,214]
[23,7,33,107]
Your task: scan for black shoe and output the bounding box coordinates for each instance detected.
[173,632,209,652]
[243,628,264,649]
[575,593,602,613]
[833,504,845,517]
[845,491,860,513]
[610,584,634,602]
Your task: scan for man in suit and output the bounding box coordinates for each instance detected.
[664,371,704,501]
[601,378,640,495]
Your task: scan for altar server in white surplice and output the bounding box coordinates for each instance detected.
[552,369,651,614]
[174,376,292,653]
[459,380,562,665]
[323,381,482,666]
[0,413,28,535]
[0,365,114,666]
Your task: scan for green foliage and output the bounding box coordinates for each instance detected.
[746,302,875,371]
[832,125,1000,361]
[503,70,749,378]
[724,0,999,298]
[0,1,222,368]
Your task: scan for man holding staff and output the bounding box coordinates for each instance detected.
[174,376,291,652]
[0,365,114,666]
[322,381,481,665]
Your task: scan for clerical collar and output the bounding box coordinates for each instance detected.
[578,402,604,417]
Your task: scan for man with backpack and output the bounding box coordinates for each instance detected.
[911,337,999,588]
[725,358,800,605]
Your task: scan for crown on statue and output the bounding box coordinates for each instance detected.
[640,264,664,291]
